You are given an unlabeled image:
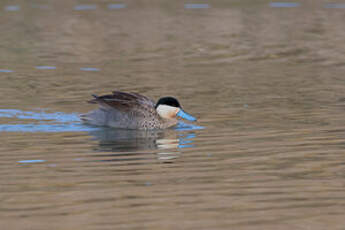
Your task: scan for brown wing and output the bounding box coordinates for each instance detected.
[88,91,156,113]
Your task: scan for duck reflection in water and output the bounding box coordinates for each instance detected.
[88,123,199,161]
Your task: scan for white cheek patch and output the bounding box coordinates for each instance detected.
[156,105,179,119]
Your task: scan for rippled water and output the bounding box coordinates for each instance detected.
[1,1,345,229]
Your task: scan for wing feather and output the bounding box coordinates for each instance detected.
[87,91,156,115]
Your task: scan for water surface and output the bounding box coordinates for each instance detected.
[1,1,345,229]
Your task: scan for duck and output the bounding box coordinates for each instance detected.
[80,91,197,130]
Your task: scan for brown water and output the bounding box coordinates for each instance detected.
[1,1,345,229]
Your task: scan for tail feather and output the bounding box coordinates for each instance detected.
[87,94,99,104]
[80,110,108,126]
[79,113,92,122]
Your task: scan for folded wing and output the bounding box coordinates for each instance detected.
[88,91,156,115]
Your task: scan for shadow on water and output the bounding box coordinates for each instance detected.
[89,128,198,161]
[89,128,196,151]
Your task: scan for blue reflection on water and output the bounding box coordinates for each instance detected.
[4,5,20,11]
[35,66,56,70]
[0,109,80,122]
[108,4,126,9]
[0,69,14,73]
[74,5,97,11]
[325,3,345,8]
[270,2,300,8]
[176,121,204,131]
[0,109,204,133]
[0,123,97,132]
[17,160,46,163]
[0,109,97,132]
[178,132,197,148]
[184,4,210,9]
[80,67,100,71]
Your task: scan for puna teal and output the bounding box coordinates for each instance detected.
[80,91,197,130]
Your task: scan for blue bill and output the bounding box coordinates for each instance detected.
[176,110,197,121]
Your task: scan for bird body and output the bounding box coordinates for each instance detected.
[80,91,196,130]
